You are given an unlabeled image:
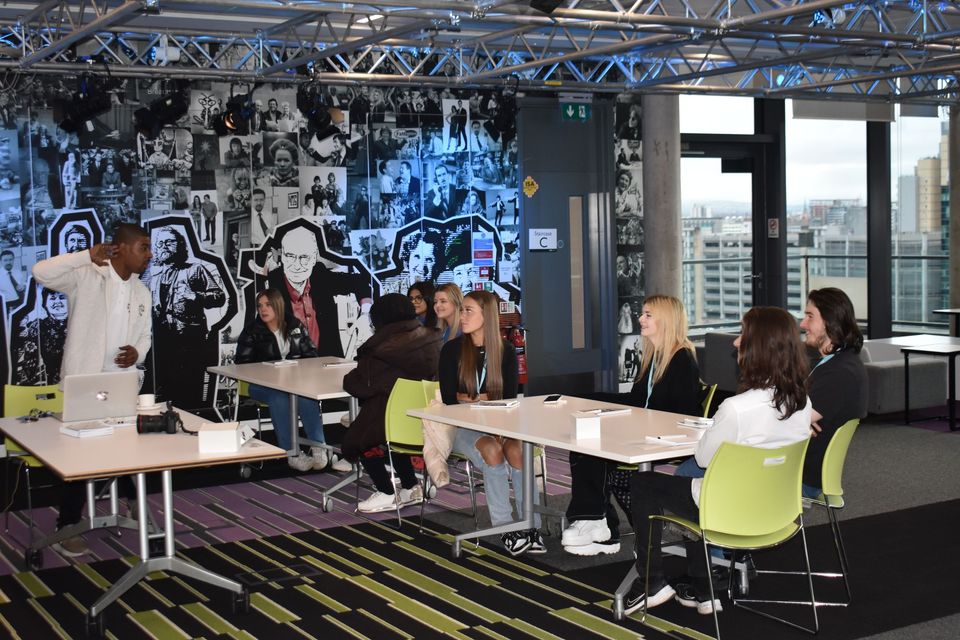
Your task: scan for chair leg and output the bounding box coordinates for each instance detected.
[419,472,429,533]
[465,459,479,530]
[3,453,11,532]
[386,449,402,529]
[828,507,852,604]
[702,538,722,639]
[24,465,34,551]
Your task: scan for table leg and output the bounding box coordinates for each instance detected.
[88,470,246,621]
[950,355,957,431]
[287,393,298,456]
[903,352,910,425]
[452,441,536,558]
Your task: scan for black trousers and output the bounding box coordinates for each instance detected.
[57,477,137,530]
[360,452,417,494]
[565,452,622,538]
[630,472,709,593]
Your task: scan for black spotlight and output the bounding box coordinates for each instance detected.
[530,0,563,13]
[297,82,343,139]
[134,88,189,138]
[55,76,113,133]
[213,93,253,136]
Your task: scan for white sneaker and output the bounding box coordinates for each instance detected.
[331,458,353,472]
[310,446,329,470]
[287,452,314,472]
[563,540,621,556]
[561,519,611,546]
[398,485,423,507]
[358,491,399,513]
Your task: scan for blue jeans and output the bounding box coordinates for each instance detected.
[453,427,541,528]
[249,384,325,452]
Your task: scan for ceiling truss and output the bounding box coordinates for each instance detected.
[0,0,958,104]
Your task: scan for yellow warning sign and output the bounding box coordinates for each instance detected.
[523,176,539,198]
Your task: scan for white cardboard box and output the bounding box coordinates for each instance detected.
[572,415,601,440]
[198,421,251,453]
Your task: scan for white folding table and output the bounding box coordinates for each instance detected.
[0,408,285,635]
[208,357,360,510]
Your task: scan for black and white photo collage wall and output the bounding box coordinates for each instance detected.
[0,79,521,416]
[613,95,644,386]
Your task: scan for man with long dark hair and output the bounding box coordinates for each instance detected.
[800,287,868,495]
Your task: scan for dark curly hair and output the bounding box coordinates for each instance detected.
[737,306,809,420]
[806,288,863,354]
[370,293,416,331]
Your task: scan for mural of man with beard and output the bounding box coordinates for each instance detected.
[150,226,226,409]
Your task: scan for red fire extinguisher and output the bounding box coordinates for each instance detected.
[512,326,528,385]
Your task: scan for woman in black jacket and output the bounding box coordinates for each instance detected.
[235,289,326,472]
[343,294,442,513]
[562,295,701,556]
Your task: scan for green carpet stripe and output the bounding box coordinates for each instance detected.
[283,533,329,556]
[26,599,70,639]
[468,557,546,583]
[357,607,416,639]
[491,584,552,611]
[128,610,191,639]
[250,537,297,560]
[552,572,618,599]
[168,576,210,602]
[353,574,466,634]
[201,545,269,581]
[0,613,21,639]
[470,548,551,578]
[181,602,256,640]
[233,541,296,570]
[301,555,353,579]
[138,581,176,608]
[380,562,512,625]
[324,551,375,575]
[250,591,300,623]
[75,563,112,590]
[0,587,9,604]
[64,592,92,614]
[323,613,370,639]
[636,612,714,640]
[474,626,512,640]
[367,520,416,542]
[293,584,350,613]
[433,591,511,626]
[504,617,564,640]
[393,541,499,586]
[551,607,648,639]
[14,571,54,598]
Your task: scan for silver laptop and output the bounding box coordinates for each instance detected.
[56,370,140,422]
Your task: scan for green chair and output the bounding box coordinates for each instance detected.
[700,382,718,418]
[766,418,859,607]
[642,439,817,638]
[3,384,63,548]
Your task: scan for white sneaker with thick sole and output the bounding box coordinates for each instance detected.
[287,452,314,472]
[358,491,399,513]
[561,519,611,546]
[398,485,423,507]
[563,540,621,556]
[310,446,329,470]
[330,458,353,472]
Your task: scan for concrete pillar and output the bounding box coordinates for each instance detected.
[642,94,682,298]
[950,105,960,309]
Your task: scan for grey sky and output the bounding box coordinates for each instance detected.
[677,95,946,208]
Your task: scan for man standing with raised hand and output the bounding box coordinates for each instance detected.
[32,222,153,557]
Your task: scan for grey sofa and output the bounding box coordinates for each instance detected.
[698,332,947,415]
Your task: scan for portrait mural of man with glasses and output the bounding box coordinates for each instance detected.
[241,219,375,359]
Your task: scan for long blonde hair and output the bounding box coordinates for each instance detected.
[435,282,463,342]
[458,290,504,399]
[637,295,695,385]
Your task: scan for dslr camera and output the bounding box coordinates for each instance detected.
[136,403,183,434]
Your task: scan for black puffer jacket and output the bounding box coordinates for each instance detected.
[234,316,318,363]
[341,319,442,459]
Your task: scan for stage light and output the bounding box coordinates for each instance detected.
[297,82,343,136]
[55,75,113,133]
[213,93,253,136]
[134,88,189,138]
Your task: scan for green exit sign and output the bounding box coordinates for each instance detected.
[561,102,591,121]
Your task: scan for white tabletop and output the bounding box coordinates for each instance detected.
[0,408,285,481]
[408,395,702,465]
[868,334,960,347]
[208,356,356,400]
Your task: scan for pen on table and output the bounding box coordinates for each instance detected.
[653,435,686,440]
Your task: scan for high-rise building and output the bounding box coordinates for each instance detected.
[897,174,918,232]
[916,157,941,233]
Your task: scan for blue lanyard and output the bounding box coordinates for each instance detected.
[811,353,835,374]
[644,357,656,409]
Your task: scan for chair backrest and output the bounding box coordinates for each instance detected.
[699,439,809,539]
[238,380,250,398]
[700,382,718,418]
[3,384,63,418]
[820,418,859,500]
[421,380,440,404]
[385,378,430,448]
